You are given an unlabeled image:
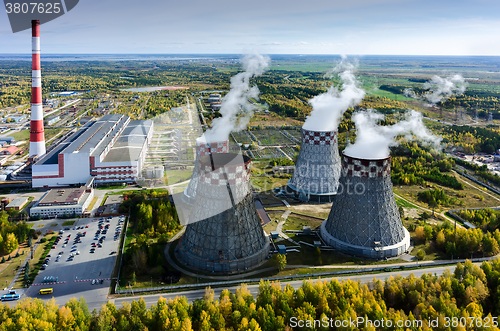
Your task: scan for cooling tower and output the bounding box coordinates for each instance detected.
[29,20,46,158]
[182,140,229,205]
[286,129,340,203]
[320,153,410,259]
[177,153,270,274]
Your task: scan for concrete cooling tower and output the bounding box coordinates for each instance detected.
[320,153,410,259]
[177,153,270,274]
[287,129,341,203]
[182,140,229,204]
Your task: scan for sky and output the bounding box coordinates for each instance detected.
[1,0,500,55]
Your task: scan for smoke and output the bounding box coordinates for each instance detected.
[423,74,467,104]
[201,53,270,143]
[404,88,417,99]
[344,109,441,159]
[302,59,365,132]
[404,75,467,104]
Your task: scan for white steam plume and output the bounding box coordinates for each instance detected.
[344,109,441,159]
[202,53,270,143]
[302,60,365,132]
[423,74,467,104]
[404,87,417,99]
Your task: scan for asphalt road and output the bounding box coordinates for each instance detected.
[107,264,457,311]
[24,216,124,308]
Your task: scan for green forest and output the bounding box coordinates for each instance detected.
[1,259,500,330]
[391,143,462,190]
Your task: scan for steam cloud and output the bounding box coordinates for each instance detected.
[302,60,365,132]
[403,88,417,99]
[201,53,270,143]
[404,75,467,104]
[423,75,467,104]
[344,109,441,159]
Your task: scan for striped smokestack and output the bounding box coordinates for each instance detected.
[29,20,46,158]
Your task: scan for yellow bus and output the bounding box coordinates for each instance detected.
[39,288,53,295]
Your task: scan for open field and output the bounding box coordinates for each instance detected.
[393,170,500,212]
[165,169,192,185]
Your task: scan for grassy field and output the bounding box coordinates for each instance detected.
[395,197,419,209]
[393,171,500,212]
[62,220,75,226]
[283,215,323,231]
[0,247,28,290]
[263,219,279,233]
[165,169,192,185]
[7,129,30,141]
[27,235,57,284]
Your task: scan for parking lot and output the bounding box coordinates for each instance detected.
[24,215,125,307]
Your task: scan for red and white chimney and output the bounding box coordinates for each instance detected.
[29,20,46,158]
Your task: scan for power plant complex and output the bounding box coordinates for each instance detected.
[21,20,414,269]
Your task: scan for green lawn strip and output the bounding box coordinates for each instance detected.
[62,220,75,226]
[86,197,98,211]
[165,169,192,185]
[0,249,27,290]
[28,235,57,284]
[97,184,128,190]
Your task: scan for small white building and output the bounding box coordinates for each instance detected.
[30,186,94,219]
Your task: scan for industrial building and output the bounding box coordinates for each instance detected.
[45,115,60,126]
[1,146,19,155]
[207,94,222,103]
[32,114,153,188]
[177,153,270,274]
[286,129,341,203]
[321,153,411,259]
[6,115,27,123]
[5,197,29,211]
[30,185,94,218]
